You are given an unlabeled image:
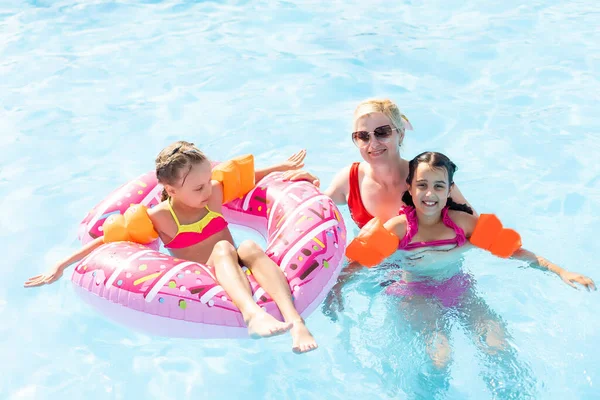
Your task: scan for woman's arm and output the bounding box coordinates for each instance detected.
[450,183,478,217]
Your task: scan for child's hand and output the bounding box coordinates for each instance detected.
[559,270,596,291]
[322,284,344,322]
[278,149,306,172]
[24,263,65,288]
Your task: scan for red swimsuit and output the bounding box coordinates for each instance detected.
[347,162,374,228]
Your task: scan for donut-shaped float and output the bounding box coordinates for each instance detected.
[72,171,347,338]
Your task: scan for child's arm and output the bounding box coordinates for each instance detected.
[323,216,408,317]
[510,248,596,291]
[453,211,596,291]
[345,215,407,267]
[24,237,105,288]
[211,150,307,204]
[322,260,364,321]
[383,215,409,239]
[254,149,306,182]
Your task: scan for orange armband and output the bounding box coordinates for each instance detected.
[102,205,159,245]
[345,218,400,267]
[470,214,522,258]
[211,154,255,204]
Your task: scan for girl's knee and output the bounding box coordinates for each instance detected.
[237,240,263,258]
[213,240,237,257]
[427,333,451,369]
[484,330,507,352]
[477,321,508,354]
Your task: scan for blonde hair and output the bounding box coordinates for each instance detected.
[353,99,410,145]
[155,141,209,201]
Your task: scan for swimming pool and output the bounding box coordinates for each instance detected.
[2,0,598,398]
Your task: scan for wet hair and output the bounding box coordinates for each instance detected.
[401,151,474,215]
[155,141,209,201]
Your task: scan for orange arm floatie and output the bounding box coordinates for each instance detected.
[211,154,255,204]
[345,218,400,267]
[102,205,159,245]
[470,214,522,258]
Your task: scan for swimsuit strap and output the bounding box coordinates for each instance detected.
[397,206,418,249]
[347,162,374,228]
[441,207,467,246]
[167,198,182,228]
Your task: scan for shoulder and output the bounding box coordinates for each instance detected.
[208,179,225,205]
[383,214,408,238]
[147,202,174,233]
[208,180,225,212]
[448,209,478,236]
[147,201,166,219]
[210,179,224,194]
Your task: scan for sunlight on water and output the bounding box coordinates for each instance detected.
[1,0,599,399]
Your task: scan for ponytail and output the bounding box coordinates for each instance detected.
[446,197,473,215]
[401,191,415,207]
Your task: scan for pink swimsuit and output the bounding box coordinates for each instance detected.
[397,205,467,250]
[385,206,471,307]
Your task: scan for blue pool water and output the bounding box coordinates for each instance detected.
[2,0,599,398]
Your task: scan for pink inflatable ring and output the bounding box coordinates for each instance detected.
[73,170,347,338]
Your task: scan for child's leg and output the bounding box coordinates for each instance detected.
[398,296,452,369]
[456,291,509,355]
[237,240,318,354]
[456,290,537,398]
[425,331,451,370]
[207,240,292,338]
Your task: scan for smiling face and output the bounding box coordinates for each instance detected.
[352,112,404,164]
[408,162,453,216]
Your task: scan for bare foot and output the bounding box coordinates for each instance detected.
[291,319,318,354]
[246,310,292,339]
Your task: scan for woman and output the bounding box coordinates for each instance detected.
[283,98,474,228]
[283,98,475,307]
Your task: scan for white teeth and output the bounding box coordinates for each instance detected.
[423,201,436,206]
